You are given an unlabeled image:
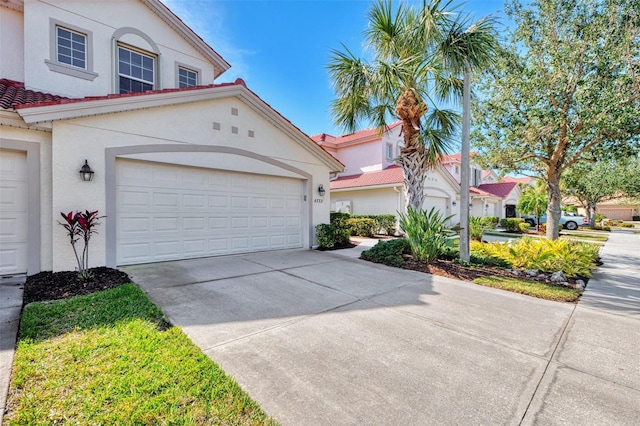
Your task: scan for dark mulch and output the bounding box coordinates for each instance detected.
[24,267,131,305]
[402,258,588,287]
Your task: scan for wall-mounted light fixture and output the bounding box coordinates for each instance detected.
[318,184,326,196]
[79,160,94,182]
[452,200,457,207]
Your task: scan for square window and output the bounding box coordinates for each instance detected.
[178,67,198,88]
[56,26,86,70]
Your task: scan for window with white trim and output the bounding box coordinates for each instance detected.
[385,143,393,160]
[56,27,86,69]
[178,67,198,88]
[118,45,155,94]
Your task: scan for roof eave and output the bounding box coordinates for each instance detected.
[141,0,231,78]
[330,182,404,192]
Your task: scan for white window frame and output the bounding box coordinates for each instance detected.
[385,143,394,160]
[117,44,156,94]
[175,62,201,88]
[45,19,98,81]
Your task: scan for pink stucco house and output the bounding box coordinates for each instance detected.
[312,125,522,225]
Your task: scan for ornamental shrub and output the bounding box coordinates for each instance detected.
[633,215,640,221]
[518,222,531,233]
[360,238,411,267]
[500,218,526,232]
[346,217,377,237]
[480,216,499,229]
[315,222,350,249]
[470,237,600,277]
[399,207,455,263]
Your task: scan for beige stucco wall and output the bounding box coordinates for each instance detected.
[0,7,24,82]
[0,116,53,272]
[49,96,333,271]
[331,186,404,218]
[23,0,217,97]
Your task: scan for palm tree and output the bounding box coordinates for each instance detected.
[328,0,462,211]
[328,0,498,223]
[518,181,548,232]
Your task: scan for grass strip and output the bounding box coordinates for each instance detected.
[474,276,581,302]
[6,283,277,425]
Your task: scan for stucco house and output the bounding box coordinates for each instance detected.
[0,0,342,277]
[312,125,522,225]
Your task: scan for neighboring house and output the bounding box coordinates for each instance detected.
[312,124,521,225]
[502,175,536,187]
[565,197,640,221]
[0,0,342,276]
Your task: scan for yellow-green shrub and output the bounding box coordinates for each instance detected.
[471,237,600,277]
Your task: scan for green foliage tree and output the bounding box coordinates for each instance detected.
[328,0,498,212]
[517,181,548,231]
[472,0,640,240]
[563,157,640,226]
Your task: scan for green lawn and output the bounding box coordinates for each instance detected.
[5,284,277,425]
[474,276,582,302]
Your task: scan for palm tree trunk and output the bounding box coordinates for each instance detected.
[396,149,429,210]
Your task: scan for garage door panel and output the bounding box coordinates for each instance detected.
[0,150,27,275]
[116,159,304,265]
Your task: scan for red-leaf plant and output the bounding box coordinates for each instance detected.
[59,210,103,279]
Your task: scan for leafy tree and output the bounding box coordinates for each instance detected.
[563,157,640,225]
[517,180,548,231]
[472,0,640,240]
[328,0,498,213]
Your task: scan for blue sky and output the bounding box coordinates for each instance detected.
[163,0,509,138]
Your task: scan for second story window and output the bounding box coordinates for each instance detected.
[386,143,393,160]
[178,67,198,88]
[118,46,155,94]
[56,27,86,69]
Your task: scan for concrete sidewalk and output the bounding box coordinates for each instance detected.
[521,230,640,425]
[0,276,24,423]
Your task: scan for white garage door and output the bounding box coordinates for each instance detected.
[116,159,304,265]
[0,150,28,275]
[424,196,449,217]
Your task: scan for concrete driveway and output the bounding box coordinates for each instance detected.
[124,234,640,425]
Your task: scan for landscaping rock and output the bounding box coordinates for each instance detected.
[510,269,521,276]
[551,271,566,282]
[525,269,539,277]
[538,273,549,280]
[575,279,586,290]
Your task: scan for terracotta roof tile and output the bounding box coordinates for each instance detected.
[501,176,534,185]
[0,79,67,109]
[313,122,402,146]
[475,182,518,198]
[330,165,404,190]
[12,78,248,109]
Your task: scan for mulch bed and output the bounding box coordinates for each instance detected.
[24,267,131,305]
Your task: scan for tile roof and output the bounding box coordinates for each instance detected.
[501,176,534,185]
[12,78,248,110]
[440,151,478,163]
[311,122,402,146]
[330,165,404,190]
[475,182,518,198]
[0,79,67,109]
